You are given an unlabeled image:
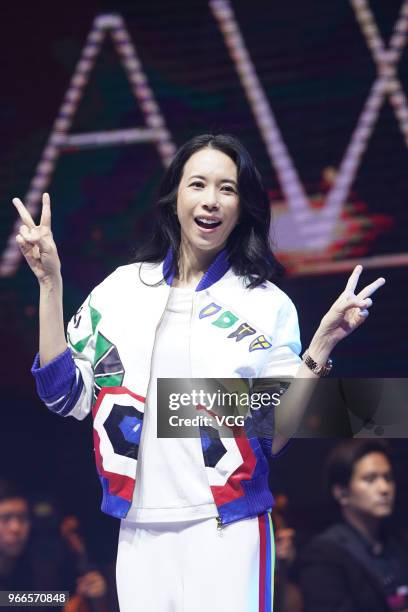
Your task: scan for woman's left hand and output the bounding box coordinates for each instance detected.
[314,265,385,352]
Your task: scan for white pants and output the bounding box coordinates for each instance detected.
[116,513,275,612]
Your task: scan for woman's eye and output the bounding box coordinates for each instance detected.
[221,185,236,193]
[190,181,204,188]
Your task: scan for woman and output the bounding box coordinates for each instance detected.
[14,134,384,611]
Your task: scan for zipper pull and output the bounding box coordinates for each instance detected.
[216,516,224,535]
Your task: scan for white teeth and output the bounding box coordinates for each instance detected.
[196,217,220,225]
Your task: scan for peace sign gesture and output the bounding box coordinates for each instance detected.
[13,193,61,285]
[316,265,385,349]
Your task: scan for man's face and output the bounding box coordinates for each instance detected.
[0,498,31,558]
[345,452,396,519]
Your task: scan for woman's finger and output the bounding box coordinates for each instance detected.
[351,297,373,309]
[19,225,37,243]
[357,277,386,299]
[19,224,52,256]
[344,265,363,294]
[40,193,51,227]
[339,296,372,312]
[12,198,36,228]
[19,225,32,241]
[16,234,31,255]
[16,234,40,264]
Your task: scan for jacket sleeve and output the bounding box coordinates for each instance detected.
[31,292,100,421]
[65,292,100,419]
[253,297,301,457]
[259,296,302,378]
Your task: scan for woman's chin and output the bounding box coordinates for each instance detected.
[181,234,225,254]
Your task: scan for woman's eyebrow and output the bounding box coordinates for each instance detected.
[188,174,237,186]
[188,174,206,180]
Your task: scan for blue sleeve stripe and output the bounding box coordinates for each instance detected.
[31,348,76,401]
[31,350,87,417]
[53,369,85,416]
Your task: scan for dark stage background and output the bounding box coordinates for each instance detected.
[0,0,407,563]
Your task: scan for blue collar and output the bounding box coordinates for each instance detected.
[163,247,230,291]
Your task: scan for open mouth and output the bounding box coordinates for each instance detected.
[194,217,222,229]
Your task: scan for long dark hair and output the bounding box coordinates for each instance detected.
[133,133,283,288]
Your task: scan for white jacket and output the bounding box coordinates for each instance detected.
[34,250,301,523]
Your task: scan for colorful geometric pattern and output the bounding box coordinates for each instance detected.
[227,323,257,342]
[208,434,257,508]
[93,332,125,399]
[199,425,228,467]
[249,335,272,352]
[68,299,102,353]
[104,404,143,459]
[92,386,145,516]
[199,301,272,352]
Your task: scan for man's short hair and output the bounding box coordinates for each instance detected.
[0,479,27,504]
[325,439,393,495]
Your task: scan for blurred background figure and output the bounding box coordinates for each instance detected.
[298,440,408,612]
[0,479,117,611]
[0,479,33,591]
[60,515,119,612]
[272,494,303,612]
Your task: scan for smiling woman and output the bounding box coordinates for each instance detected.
[175,148,240,281]
[132,133,285,290]
[14,133,386,612]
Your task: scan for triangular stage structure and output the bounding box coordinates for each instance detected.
[1,13,176,276]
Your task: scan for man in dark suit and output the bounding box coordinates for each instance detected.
[298,440,408,612]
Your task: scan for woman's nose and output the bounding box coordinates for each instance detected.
[203,202,219,211]
[201,186,219,209]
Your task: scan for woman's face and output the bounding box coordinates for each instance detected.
[176,148,240,259]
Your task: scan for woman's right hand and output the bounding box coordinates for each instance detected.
[13,193,61,285]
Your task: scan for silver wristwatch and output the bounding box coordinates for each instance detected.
[302,350,333,377]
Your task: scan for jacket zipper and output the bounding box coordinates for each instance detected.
[192,292,219,529]
[216,515,224,534]
[193,292,225,531]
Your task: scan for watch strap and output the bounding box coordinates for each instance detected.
[302,349,333,377]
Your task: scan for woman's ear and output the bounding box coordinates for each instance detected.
[332,485,349,506]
